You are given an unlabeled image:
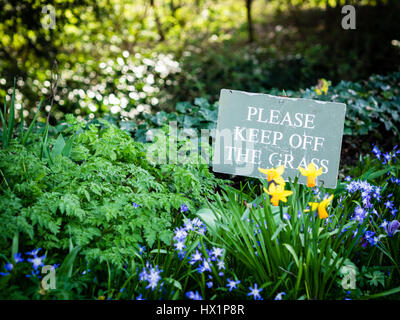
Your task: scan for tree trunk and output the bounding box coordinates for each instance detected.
[150,0,165,42]
[245,0,254,43]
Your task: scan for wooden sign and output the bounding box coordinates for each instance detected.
[212,89,346,188]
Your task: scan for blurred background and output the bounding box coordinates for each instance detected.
[0,0,399,124]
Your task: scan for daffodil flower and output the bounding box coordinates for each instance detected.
[306,195,334,219]
[315,79,330,95]
[258,165,286,186]
[263,183,293,206]
[298,163,323,188]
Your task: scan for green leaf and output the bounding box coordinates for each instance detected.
[22,99,43,145]
[51,134,66,157]
[57,246,81,279]
[283,243,300,268]
[196,207,217,231]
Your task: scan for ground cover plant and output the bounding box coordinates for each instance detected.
[0,81,400,300]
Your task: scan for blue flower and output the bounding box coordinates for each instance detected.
[180,203,189,213]
[226,279,240,291]
[184,219,194,231]
[248,283,263,300]
[352,206,367,224]
[5,263,13,272]
[174,240,186,252]
[206,281,213,288]
[189,250,202,265]
[217,260,225,270]
[139,267,148,281]
[27,254,46,270]
[186,291,202,300]
[211,247,224,258]
[372,144,381,159]
[380,219,388,229]
[26,269,40,278]
[14,253,24,263]
[26,248,41,256]
[274,292,286,300]
[132,202,139,208]
[0,272,10,276]
[283,212,291,220]
[139,245,145,255]
[136,294,145,300]
[82,269,90,275]
[197,258,211,273]
[383,152,392,164]
[145,266,162,291]
[384,201,394,209]
[173,227,188,241]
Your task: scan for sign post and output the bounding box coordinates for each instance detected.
[212,89,346,189]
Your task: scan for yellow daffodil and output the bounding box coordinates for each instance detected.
[315,79,330,95]
[263,183,293,206]
[298,163,323,188]
[258,165,286,186]
[306,195,334,219]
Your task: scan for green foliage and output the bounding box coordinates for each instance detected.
[277,72,400,137]
[0,112,224,298]
[197,182,363,299]
[115,72,400,145]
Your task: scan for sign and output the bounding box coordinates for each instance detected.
[212,89,346,188]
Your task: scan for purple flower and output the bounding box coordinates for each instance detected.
[132,202,139,208]
[386,220,400,237]
[180,203,189,213]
